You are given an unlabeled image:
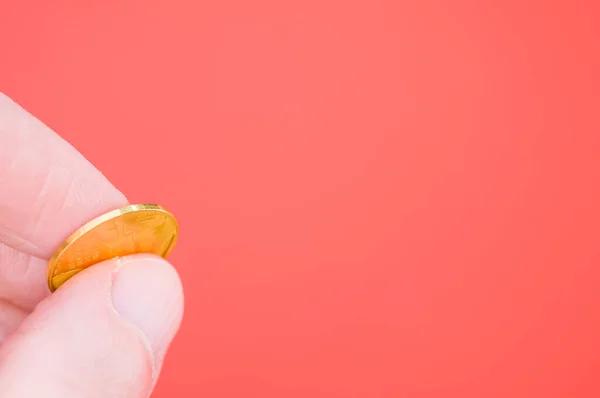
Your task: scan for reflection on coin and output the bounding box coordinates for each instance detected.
[46,204,179,292]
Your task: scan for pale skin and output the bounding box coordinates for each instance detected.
[0,92,184,397]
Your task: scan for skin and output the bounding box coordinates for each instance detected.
[0,92,184,397]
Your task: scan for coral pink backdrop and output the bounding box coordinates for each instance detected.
[1,1,599,397]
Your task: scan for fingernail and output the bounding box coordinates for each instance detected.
[111,256,184,365]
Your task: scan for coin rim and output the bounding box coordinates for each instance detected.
[46,204,179,292]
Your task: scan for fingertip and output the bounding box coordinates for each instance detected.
[111,255,184,370]
[45,254,185,370]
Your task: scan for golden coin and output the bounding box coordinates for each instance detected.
[46,204,179,292]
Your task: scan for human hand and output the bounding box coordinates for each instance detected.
[0,93,184,397]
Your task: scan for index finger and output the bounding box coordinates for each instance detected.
[0,92,127,308]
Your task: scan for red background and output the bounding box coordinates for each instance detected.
[1,1,600,397]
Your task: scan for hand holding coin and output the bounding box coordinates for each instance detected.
[0,93,184,397]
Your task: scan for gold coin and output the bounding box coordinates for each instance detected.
[46,204,179,292]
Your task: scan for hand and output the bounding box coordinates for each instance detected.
[0,93,184,397]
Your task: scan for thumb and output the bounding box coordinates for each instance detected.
[0,254,184,398]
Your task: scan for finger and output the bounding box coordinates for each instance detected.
[0,243,49,310]
[0,299,27,344]
[0,92,127,257]
[0,254,184,398]
[0,92,127,307]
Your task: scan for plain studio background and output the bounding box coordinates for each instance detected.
[1,1,599,397]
